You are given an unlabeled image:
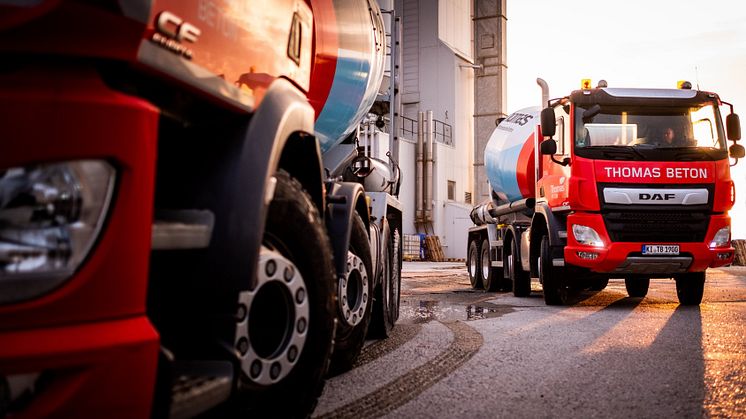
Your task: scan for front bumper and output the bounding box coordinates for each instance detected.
[564,212,734,274]
[0,317,159,418]
[0,63,161,416]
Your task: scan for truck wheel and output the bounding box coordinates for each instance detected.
[237,170,335,417]
[625,276,649,298]
[508,236,530,297]
[467,239,483,289]
[481,239,501,291]
[369,223,400,338]
[328,212,374,375]
[589,277,609,291]
[675,272,705,305]
[540,235,570,305]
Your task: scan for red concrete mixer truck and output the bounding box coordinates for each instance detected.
[467,79,744,306]
[0,0,402,417]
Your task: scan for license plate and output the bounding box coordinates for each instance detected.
[642,244,680,255]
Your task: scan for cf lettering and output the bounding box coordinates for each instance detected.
[156,11,201,43]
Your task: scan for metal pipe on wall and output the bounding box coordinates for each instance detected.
[415,111,424,223]
[424,110,434,223]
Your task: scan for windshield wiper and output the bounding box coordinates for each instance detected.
[592,145,647,161]
[671,147,720,161]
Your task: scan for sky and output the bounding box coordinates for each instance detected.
[507,0,746,238]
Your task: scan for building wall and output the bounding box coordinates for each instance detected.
[396,0,483,259]
[474,0,507,203]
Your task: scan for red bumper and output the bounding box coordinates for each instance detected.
[0,65,160,416]
[564,212,734,273]
[0,317,159,418]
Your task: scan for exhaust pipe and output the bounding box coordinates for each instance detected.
[537,78,549,108]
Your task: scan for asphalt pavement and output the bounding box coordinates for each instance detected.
[314,263,746,418]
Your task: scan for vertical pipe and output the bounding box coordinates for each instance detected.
[535,79,549,200]
[425,110,434,222]
[389,14,399,163]
[537,78,549,108]
[416,111,424,223]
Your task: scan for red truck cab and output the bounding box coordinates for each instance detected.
[536,84,743,304]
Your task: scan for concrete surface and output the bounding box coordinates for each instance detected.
[315,263,746,418]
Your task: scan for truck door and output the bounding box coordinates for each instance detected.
[538,105,572,207]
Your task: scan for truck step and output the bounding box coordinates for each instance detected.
[169,361,233,419]
[152,210,214,250]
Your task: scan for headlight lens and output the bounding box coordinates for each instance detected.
[710,226,730,248]
[0,160,114,304]
[572,224,604,247]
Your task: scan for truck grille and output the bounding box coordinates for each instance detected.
[602,211,709,242]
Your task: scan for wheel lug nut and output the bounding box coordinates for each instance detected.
[296,288,305,304]
[284,266,294,282]
[297,318,307,333]
[237,337,249,355]
[288,345,298,362]
[270,362,282,380]
[250,360,262,379]
[265,260,277,277]
[236,304,247,321]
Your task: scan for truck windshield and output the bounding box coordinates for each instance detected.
[575,102,726,152]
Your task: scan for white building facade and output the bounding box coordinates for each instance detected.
[395,0,505,259]
[362,0,506,259]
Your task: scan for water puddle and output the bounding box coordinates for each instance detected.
[399,300,514,323]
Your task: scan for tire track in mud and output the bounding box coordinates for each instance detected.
[317,321,483,419]
[353,323,422,369]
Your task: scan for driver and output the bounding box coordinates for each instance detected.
[662,127,676,144]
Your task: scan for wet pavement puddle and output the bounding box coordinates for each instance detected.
[399,299,514,323]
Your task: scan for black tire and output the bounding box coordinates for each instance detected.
[481,239,501,291]
[328,212,374,375]
[508,236,531,297]
[238,170,336,417]
[540,235,570,305]
[675,271,706,305]
[369,223,400,339]
[625,276,650,298]
[589,277,609,291]
[467,239,483,289]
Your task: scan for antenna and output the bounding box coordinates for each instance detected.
[695,65,701,90]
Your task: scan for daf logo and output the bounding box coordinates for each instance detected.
[639,193,676,201]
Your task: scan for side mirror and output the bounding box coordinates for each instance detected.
[540,139,557,155]
[540,108,556,137]
[727,113,741,141]
[730,143,745,159]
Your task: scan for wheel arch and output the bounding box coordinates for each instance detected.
[325,182,370,279]
[530,203,567,276]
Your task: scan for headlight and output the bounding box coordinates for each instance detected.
[710,226,730,248]
[0,160,114,304]
[572,224,604,247]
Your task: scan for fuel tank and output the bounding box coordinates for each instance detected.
[484,107,539,203]
[308,0,386,153]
